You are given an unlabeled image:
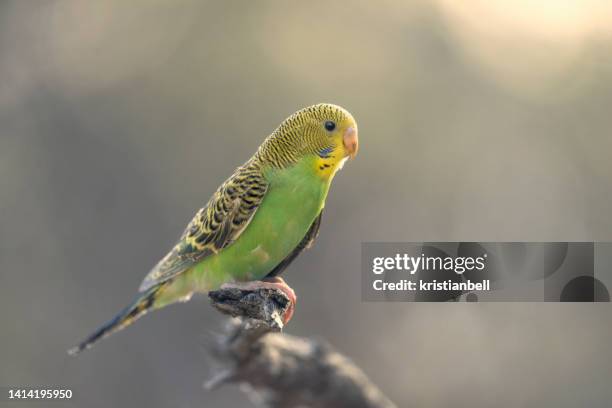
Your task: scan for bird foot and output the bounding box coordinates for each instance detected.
[220,277,296,324]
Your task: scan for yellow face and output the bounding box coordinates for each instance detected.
[262,103,359,177]
[300,103,359,179]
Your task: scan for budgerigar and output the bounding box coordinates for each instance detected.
[69,103,358,354]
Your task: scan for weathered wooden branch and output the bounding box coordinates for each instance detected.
[207,286,397,408]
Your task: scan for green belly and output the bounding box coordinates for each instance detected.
[190,159,329,291]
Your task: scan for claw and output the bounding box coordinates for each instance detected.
[261,277,296,324]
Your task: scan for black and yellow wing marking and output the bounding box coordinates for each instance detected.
[264,210,323,279]
[139,163,268,292]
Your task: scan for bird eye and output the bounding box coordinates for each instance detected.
[324,121,336,132]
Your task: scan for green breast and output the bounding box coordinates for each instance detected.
[192,157,329,291]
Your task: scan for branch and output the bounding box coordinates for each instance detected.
[207,285,397,408]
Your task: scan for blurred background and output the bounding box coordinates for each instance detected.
[1,1,612,407]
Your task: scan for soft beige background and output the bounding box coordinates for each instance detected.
[1,1,611,407]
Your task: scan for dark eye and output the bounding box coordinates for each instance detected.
[324,121,336,132]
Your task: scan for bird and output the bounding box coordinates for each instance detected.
[69,103,359,355]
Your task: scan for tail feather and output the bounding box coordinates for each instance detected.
[68,284,166,355]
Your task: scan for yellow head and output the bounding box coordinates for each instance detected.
[258,103,359,178]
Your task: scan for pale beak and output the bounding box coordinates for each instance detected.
[343,126,358,159]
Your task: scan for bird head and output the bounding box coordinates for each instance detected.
[259,103,359,178]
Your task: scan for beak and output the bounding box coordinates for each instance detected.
[343,126,359,159]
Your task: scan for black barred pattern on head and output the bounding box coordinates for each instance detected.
[256,103,349,169]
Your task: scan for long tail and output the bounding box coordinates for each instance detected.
[68,282,169,355]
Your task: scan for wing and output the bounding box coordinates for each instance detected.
[264,210,323,279]
[139,162,268,292]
